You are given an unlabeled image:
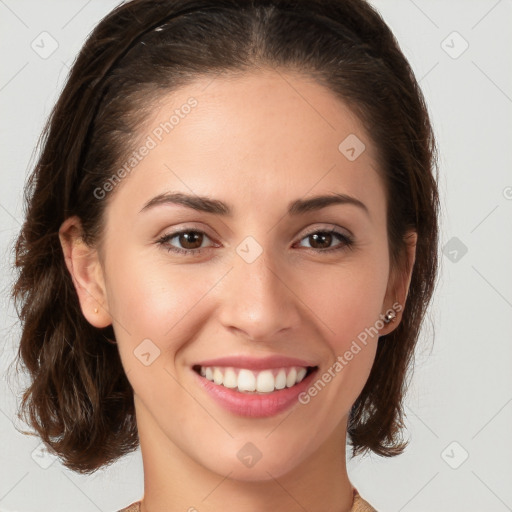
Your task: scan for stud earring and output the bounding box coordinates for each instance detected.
[383,310,396,324]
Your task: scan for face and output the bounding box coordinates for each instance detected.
[62,69,411,482]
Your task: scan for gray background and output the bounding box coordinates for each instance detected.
[1,0,511,511]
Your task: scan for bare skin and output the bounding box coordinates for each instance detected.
[60,69,416,512]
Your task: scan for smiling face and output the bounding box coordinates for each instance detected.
[60,69,413,486]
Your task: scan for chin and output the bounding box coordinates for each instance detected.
[215,460,298,483]
[192,440,308,483]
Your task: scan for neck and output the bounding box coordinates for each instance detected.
[136,398,355,512]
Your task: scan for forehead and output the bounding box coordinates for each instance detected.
[109,69,385,220]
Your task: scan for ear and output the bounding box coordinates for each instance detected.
[58,216,112,328]
[379,230,417,336]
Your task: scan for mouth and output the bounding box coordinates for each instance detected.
[192,364,318,394]
[190,355,320,417]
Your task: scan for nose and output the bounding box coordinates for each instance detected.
[217,246,302,341]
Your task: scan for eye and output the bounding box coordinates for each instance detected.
[156,229,216,256]
[296,229,354,253]
[156,227,355,257]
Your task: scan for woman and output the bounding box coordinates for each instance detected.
[12,0,439,510]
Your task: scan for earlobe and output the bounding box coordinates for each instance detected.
[379,230,417,336]
[58,216,112,328]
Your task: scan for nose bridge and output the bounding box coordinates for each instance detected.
[219,241,300,340]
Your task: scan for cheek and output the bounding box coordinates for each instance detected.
[104,251,212,352]
[300,258,389,347]
[106,256,217,406]
[295,254,389,404]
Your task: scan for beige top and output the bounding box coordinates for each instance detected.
[118,488,376,511]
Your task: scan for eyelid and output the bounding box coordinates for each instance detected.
[155,223,221,255]
[157,223,217,240]
[296,223,353,240]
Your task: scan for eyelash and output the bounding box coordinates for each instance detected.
[156,228,355,257]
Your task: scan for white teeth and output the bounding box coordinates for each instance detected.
[213,367,223,385]
[286,367,297,388]
[223,367,238,388]
[275,369,287,390]
[256,370,275,393]
[238,369,256,392]
[198,365,311,393]
[296,367,307,382]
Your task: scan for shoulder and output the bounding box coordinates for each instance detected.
[117,501,141,512]
[352,489,378,512]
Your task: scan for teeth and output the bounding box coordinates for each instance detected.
[275,369,287,390]
[213,367,223,385]
[256,370,275,393]
[238,369,256,392]
[223,368,238,388]
[198,365,311,393]
[296,367,307,382]
[286,367,297,388]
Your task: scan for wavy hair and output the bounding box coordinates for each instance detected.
[11,0,439,473]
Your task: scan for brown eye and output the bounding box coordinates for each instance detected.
[297,229,354,253]
[177,231,204,249]
[157,229,214,256]
[308,232,333,249]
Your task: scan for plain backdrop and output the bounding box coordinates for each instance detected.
[1,1,511,511]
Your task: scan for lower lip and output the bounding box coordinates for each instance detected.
[192,368,318,418]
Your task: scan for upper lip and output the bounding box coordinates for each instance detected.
[193,355,318,371]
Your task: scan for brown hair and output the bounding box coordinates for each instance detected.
[11,0,439,473]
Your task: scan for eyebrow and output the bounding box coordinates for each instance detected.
[139,191,369,217]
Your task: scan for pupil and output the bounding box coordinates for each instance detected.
[310,232,331,249]
[180,232,202,249]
